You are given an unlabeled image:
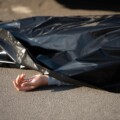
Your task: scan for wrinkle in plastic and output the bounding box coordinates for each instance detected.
[0,15,120,92]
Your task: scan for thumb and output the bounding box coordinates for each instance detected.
[21,82,35,91]
[21,81,33,87]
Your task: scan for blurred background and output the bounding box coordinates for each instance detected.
[0,0,120,21]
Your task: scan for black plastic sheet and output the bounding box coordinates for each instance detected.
[0,15,120,92]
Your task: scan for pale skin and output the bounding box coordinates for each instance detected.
[13,73,49,91]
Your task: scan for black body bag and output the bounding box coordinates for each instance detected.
[0,15,120,92]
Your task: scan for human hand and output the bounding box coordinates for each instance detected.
[13,73,48,91]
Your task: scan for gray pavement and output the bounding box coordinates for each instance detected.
[0,0,120,120]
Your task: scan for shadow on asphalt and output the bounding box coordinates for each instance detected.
[55,0,120,12]
[27,85,120,93]
[28,85,79,92]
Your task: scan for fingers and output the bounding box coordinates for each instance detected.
[13,75,21,91]
[21,83,35,91]
[18,82,35,91]
[13,73,41,91]
[13,80,35,91]
[21,86,35,91]
[19,73,25,82]
[15,73,25,85]
[13,78,35,91]
[16,75,20,85]
[13,73,26,91]
[21,82,33,87]
[13,80,20,91]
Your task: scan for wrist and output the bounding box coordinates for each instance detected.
[40,75,49,86]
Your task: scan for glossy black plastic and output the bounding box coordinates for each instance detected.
[0,15,120,92]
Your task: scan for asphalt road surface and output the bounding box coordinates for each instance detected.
[0,0,120,120]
